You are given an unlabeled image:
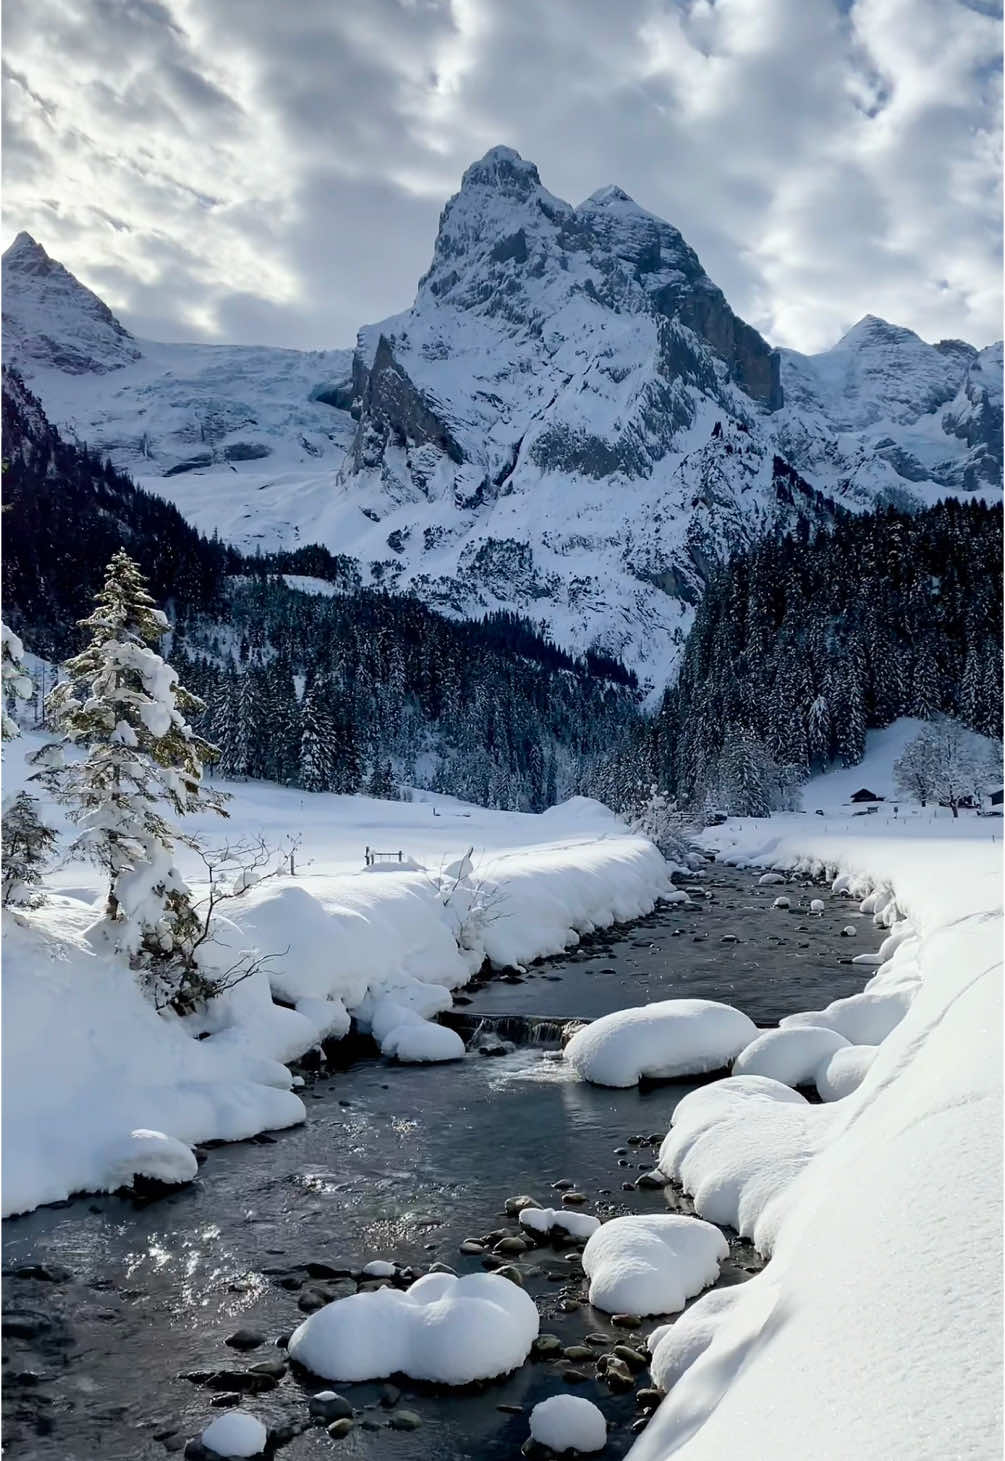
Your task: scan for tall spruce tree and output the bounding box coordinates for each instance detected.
[36,550,227,1007]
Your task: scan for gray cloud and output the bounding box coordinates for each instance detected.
[2,0,1001,353]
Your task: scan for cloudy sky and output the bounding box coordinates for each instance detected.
[3,0,1001,354]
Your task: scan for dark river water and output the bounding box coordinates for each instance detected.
[2,863,869,1460]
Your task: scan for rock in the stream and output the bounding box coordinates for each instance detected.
[532,1333,563,1358]
[309,1391,353,1421]
[636,1170,668,1189]
[8,1264,73,1284]
[327,1418,354,1439]
[495,1236,530,1254]
[224,1329,266,1352]
[389,1410,422,1430]
[613,1344,648,1371]
[504,1195,540,1216]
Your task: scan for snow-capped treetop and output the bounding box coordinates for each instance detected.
[1,622,33,740]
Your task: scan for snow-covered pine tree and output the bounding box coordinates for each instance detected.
[2,790,58,907]
[299,678,338,793]
[2,622,33,740]
[36,550,227,1007]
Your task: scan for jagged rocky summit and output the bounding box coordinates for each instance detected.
[3,147,1001,689]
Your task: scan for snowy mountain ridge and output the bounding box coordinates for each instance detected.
[4,147,1001,689]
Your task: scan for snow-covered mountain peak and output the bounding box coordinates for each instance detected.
[2,231,140,375]
[5,231,53,272]
[3,150,1000,692]
[458,145,545,193]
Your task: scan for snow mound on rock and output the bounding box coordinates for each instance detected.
[288,1271,539,1383]
[519,1206,601,1241]
[200,1411,268,1457]
[815,1044,878,1101]
[779,985,915,1046]
[530,1393,607,1452]
[381,1018,465,1063]
[732,1026,851,1087]
[564,999,757,1087]
[358,985,463,1062]
[648,1285,746,1392]
[104,1128,198,1187]
[581,1214,728,1316]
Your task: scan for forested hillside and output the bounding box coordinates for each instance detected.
[2,367,638,809]
[591,501,1002,815]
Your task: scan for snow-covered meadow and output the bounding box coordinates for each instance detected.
[2,732,671,1217]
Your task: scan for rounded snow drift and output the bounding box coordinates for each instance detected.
[530,1393,607,1453]
[815,1044,878,1101]
[564,999,757,1088]
[200,1411,268,1458]
[648,1285,744,1392]
[732,1026,851,1088]
[780,986,914,1046]
[288,1271,539,1384]
[582,1213,727,1316]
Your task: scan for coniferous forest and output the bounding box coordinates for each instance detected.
[589,500,1003,815]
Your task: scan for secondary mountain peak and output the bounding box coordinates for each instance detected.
[2,232,139,375]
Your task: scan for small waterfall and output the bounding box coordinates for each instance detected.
[440,1011,588,1049]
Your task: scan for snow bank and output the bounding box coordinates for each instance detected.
[564,1000,756,1087]
[1,906,304,1218]
[581,1215,728,1316]
[731,1025,851,1087]
[288,1271,539,1383]
[530,1394,607,1453]
[4,736,672,1215]
[630,814,1002,1461]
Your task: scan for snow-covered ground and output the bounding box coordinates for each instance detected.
[2,733,670,1217]
[627,736,1002,1461]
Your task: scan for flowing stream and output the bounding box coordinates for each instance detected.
[2,862,869,1459]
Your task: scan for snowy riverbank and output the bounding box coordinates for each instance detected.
[2,737,671,1217]
[630,801,1002,1461]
